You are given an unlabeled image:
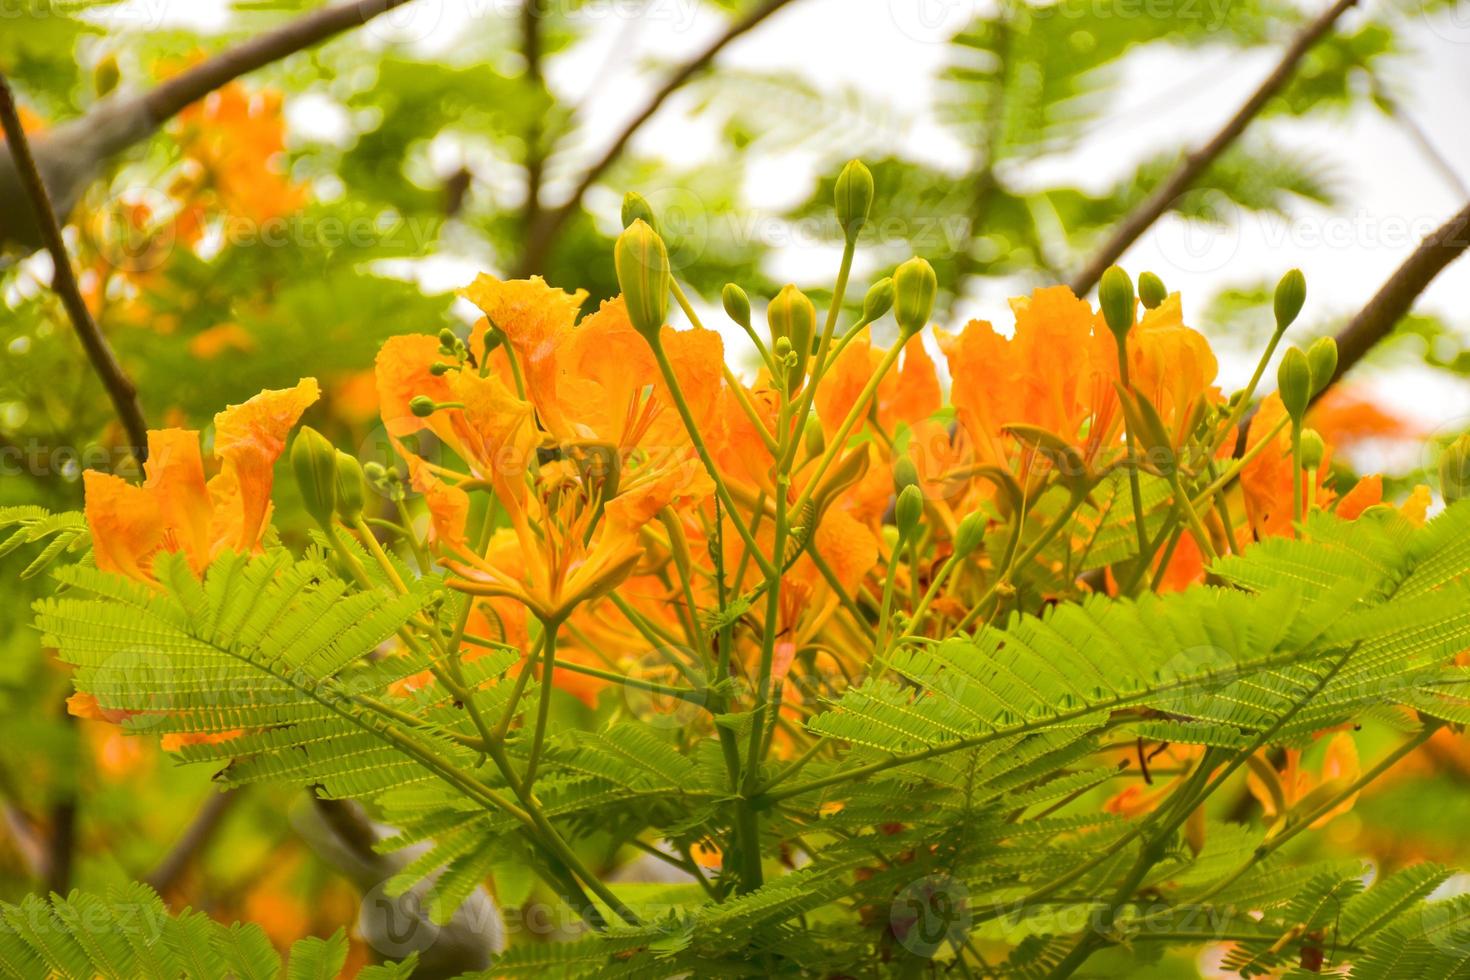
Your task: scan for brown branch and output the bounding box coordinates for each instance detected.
[144,788,240,896]
[516,0,801,275]
[1319,199,1470,395]
[1,0,418,253]
[1068,0,1359,296]
[143,0,419,124]
[0,74,150,461]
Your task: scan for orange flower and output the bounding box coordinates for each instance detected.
[1240,393,1336,539]
[374,333,538,503]
[173,83,307,224]
[939,286,1119,470]
[84,380,319,582]
[815,332,940,441]
[1126,292,1221,446]
[1247,732,1360,828]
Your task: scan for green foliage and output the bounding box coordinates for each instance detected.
[0,882,403,979]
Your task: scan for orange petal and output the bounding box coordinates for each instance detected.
[84,470,165,582]
[144,429,213,573]
[210,379,320,554]
[1336,474,1383,520]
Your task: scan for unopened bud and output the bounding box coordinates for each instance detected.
[1299,428,1326,471]
[893,257,936,338]
[953,510,985,558]
[334,451,366,522]
[1138,271,1167,310]
[863,277,895,323]
[1277,347,1312,424]
[430,362,451,376]
[803,416,824,458]
[291,427,338,527]
[722,283,751,330]
[409,396,437,418]
[614,220,671,343]
[621,191,658,233]
[438,327,458,349]
[94,55,120,98]
[1274,268,1306,333]
[895,484,924,539]
[1307,336,1338,395]
[768,284,815,392]
[1441,434,1470,504]
[834,159,874,242]
[1099,266,1135,344]
[893,457,920,494]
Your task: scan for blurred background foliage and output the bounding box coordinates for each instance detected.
[1,0,1466,971]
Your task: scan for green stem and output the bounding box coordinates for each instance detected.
[1116,338,1152,564]
[523,616,563,788]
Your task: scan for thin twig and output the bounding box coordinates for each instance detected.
[1068,0,1359,295]
[144,788,241,895]
[0,74,150,460]
[1320,199,1470,396]
[517,0,800,273]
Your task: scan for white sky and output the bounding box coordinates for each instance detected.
[96,0,1470,435]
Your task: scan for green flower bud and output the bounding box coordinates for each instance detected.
[614,219,671,343]
[895,484,924,539]
[1277,347,1312,424]
[93,54,120,98]
[363,461,387,484]
[803,416,824,459]
[1274,268,1306,333]
[834,159,874,242]
[438,327,457,349]
[722,283,752,330]
[334,451,367,523]
[768,284,815,392]
[409,396,437,418]
[1441,434,1470,504]
[893,257,936,338]
[1298,428,1326,471]
[430,361,451,376]
[1306,336,1338,395]
[953,510,985,559]
[1099,265,1135,344]
[621,191,658,233]
[1138,271,1168,310]
[893,457,920,494]
[864,277,895,323]
[291,427,338,528]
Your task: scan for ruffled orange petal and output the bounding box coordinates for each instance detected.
[209,379,319,554]
[84,470,165,583]
[143,429,213,573]
[376,335,455,438]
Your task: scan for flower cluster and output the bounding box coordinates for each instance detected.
[74,162,1437,892]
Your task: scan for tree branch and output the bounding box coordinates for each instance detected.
[1,0,418,253]
[0,73,150,461]
[143,0,418,124]
[1319,199,1470,395]
[516,0,801,275]
[144,788,240,896]
[1068,0,1358,295]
